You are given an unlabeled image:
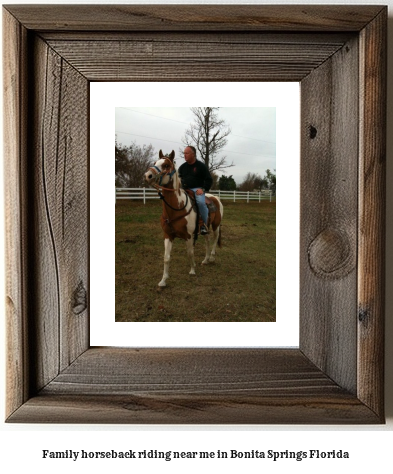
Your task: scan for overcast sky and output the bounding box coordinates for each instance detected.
[115,107,276,185]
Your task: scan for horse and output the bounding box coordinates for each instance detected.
[144,150,223,287]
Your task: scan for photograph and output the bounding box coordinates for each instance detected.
[115,107,276,322]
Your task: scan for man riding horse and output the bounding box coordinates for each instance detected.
[178,146,213,235]
[145,149,223,287]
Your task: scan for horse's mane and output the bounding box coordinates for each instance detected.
[168,159,182,196]
[160,152,183,198]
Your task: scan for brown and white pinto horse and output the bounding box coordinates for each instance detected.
[145,150,223,287]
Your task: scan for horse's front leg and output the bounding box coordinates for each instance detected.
[158,238,173,287]
[186,238,196,275]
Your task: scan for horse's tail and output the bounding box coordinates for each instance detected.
[217,198,223,248]
[207,194,223,247]
[217,225,222,248]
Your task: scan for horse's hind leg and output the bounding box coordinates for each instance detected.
[202,233,212,264]
[209,225,221,262]
[202,225,220,264]
[186,238,196,275]
[158,238,172,287]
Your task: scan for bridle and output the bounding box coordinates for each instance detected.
[149,158,190,211]
[148,155,198,243]
[148,157,177,190]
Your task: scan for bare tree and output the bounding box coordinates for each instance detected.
[181,107,233,173]
[239,172,263,192]
[115,140,155,187]
[239,170,276,192]
[210,170,220,190]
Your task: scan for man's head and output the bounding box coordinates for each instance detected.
[184,146,197,164]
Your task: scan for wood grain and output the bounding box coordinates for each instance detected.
[3,5,386,424]
[7,349,379,424]
[29,36,89,391]
[9,392,378,425]
[3,8,30,418]
[46,37,348,81]
[40,31,353,44]
[357,9,387,417]
[3,5,384,31]
[300,36,359,393]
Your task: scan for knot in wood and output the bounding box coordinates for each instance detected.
[308,228,355,279]
[72,281,87,315]
[358,307,370,325]
[309,125,317,139]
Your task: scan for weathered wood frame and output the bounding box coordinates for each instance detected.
[3,5,386,424]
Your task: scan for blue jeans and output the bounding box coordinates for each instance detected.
[190,188,208,225]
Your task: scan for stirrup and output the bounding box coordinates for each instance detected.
[200,224,209,235]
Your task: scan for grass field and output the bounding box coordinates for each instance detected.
[116,198,275,322]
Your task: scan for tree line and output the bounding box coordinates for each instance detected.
[116,107,275,193]
[217,170,276,193]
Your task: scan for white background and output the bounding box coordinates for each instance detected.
[1,0,392,473]
[90,82,300,347]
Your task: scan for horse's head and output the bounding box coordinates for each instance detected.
[145,150,176,187]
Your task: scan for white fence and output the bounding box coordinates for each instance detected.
[116,188,273,204]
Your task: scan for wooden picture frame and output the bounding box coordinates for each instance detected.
[3,5,386,424]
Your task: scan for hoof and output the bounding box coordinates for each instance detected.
[189,270,196,275]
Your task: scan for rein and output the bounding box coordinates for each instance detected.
[150,159,189,212]
[158,189,189,211]
[149,158,177,187]
[151,182,176,193]
[150,157,196,239]
[149,156,200,244]
[159,187,193,237]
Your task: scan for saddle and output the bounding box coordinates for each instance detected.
[184,189,217,212]
[184,189,217,234]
